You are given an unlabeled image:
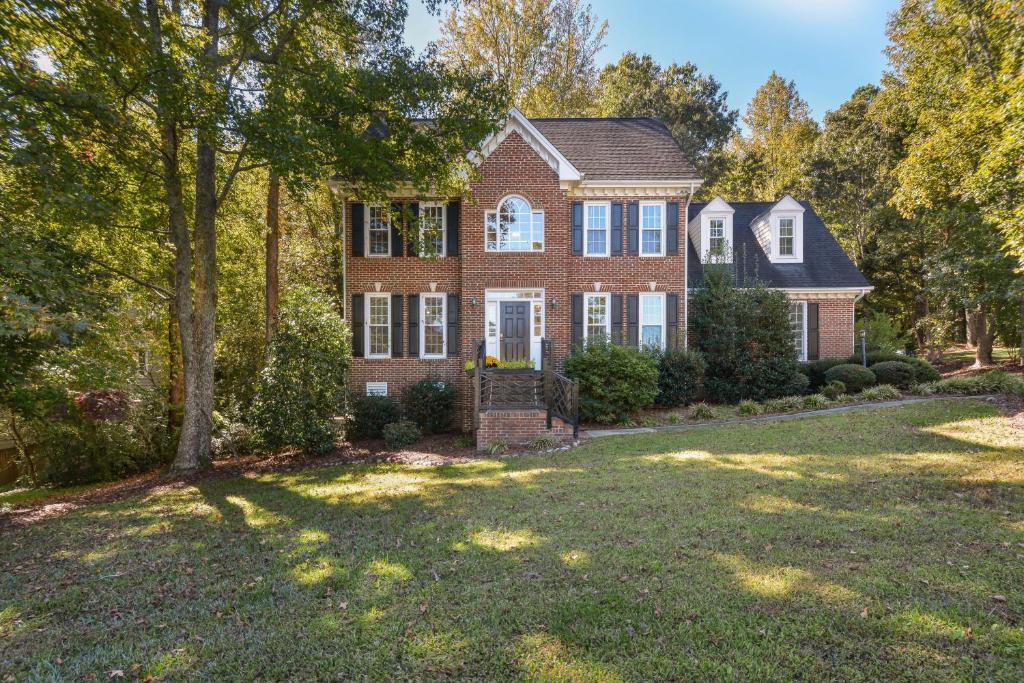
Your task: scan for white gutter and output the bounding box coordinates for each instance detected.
[683,181,697,348]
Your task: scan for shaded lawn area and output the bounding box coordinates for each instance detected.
[1,401,1022,681]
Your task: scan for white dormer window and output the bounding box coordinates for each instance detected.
[768,195,805,262]
[689,197,734,264]
[778,218,794,256]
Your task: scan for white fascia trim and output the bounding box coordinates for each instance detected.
[776,287,875,300]
[471,107,582,182]
[568,179,703,198]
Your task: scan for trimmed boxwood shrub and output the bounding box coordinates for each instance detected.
[401,379,456,434]
[824,364,876,393]
[822,381,846,400]
[848,351,940,383]
[801,358,852,391]
[655,349,706,406]
[383,420,421,449]
[870,361,915,389]
[565,338,659,423]
[347,395,401,441]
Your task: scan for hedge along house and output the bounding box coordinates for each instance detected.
[338,108,871,447]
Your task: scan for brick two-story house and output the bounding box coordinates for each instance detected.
[339,108,871,444]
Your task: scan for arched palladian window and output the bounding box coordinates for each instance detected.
[485,195,544,252]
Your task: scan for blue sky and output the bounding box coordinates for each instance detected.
[403,0,901,124]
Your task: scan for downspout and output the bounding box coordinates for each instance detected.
[853,287,869,354]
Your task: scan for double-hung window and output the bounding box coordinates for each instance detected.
[639,293,665,349]
[640,202,665,256]
[584,202,609,256]
[789,301,807,361]
[584,293,610,341]
[419,202,445,257]
[367,205,390,257]
[778,217,795,256]
[708,218,726,257]
[420,294,446,358]
[486,196,544,252]
[366,294,391,357]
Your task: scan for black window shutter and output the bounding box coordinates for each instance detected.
[571,294,583,346]
[626,294,639,345]
[611,203,624,256]
[627,202,639,256]
[408,294,420,357]
[611,294,624,343]
[351,294,365,357]
[666,293,679,349]
[409,203,420,257]
[807,303,820,360]
[446,294,459,357]
[351,203,364,257]
[391,294,403,357]
[390,201,403,257]
[571,202,583,255]
[667,202,679,255]
[446,202,460,256]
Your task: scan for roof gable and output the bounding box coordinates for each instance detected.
[472,107,581,182]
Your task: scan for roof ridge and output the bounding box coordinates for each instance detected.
[529,116,665,123]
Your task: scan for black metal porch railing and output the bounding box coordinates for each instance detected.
[471,339,579,438]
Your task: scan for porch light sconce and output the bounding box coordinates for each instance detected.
[550,297,558,309]
[648,281,657,291]
[593,282,602,292]
[429,282,437,292]
[373,282,383,292]
[470,296,478,306]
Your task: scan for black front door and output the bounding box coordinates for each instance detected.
[500,302,530,362]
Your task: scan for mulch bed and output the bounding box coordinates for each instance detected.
[0,435,479,532]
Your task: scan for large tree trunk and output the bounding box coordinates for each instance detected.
[265,169,280,349]
[965,307,978,347]
[974,302,994,368]
[1019,299,1024,368]
[167,272,184,434]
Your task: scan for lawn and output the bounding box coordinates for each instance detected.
[1,400,1022,681]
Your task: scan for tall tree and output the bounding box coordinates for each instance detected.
[709,72,819,200]
[2,0,503,471]
[438,0,606,116]
[593,53,738,185]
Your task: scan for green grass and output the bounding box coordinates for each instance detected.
[0,482,104,506]
[2,400,1022,681]
[943,346,1017,365]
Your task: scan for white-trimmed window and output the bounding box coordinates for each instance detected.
[640,293,665,349]
[419,202,445,257]
[584,202,609,256]
[779,218,794,256]
[640,201,666,256]
[420,294,446,358]
[585,293,610,341]
[789,301,807,361]
[367,205,390,257]
[708,218,726,257]
[366,293,391,357]
[486,196,544,252]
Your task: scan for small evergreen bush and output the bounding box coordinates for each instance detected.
[802,358,852,390]
[762,396,804,413]
[918,371,1024,396]
[565,338,659,423]
[848,351,939,383]
[401,380,456,434]
[802,393,828,409]
[655,348,706,406]
[737,400,760,416]
[347,395,401,441]
[824,364,876,393]
[860,384,902,401]
[383,420,421,449]
[870,361,915,389]
[689,402,715,420]
[822,381,846,400]
[780,371,810,397]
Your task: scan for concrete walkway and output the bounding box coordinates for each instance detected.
[584,395,995,438]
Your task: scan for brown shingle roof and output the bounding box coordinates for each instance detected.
[530,117,698,182]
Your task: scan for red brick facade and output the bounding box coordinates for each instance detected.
[812,298,856,358]
[476,409,571,450]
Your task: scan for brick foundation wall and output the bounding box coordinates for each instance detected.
[476,409,571,450]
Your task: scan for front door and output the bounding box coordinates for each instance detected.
[500,302,530,362]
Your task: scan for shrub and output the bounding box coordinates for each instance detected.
[848,351,939,383]
[870,361,915,389]
[347,395,401,441]
[565,339,659,423]
[694,269,804,402]
[860,385,902,401]
[919,371,1024,397]
[802,358,852,390]
[802,394,828,409]
[655,349,706,406]
[35,393,174,486]
[252,288,350,455]
[824,364,876,393]
[401,380,456,434]
[780,371,810,397]
[689,402,715,420]
[822,381,846,400]
[526,435,558,450]
[737,400,760,416]
[454,434,476,449]
[212,404,259,457]
[383,420,421,450]
[762,396,804,413]
[487,439,510,455]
